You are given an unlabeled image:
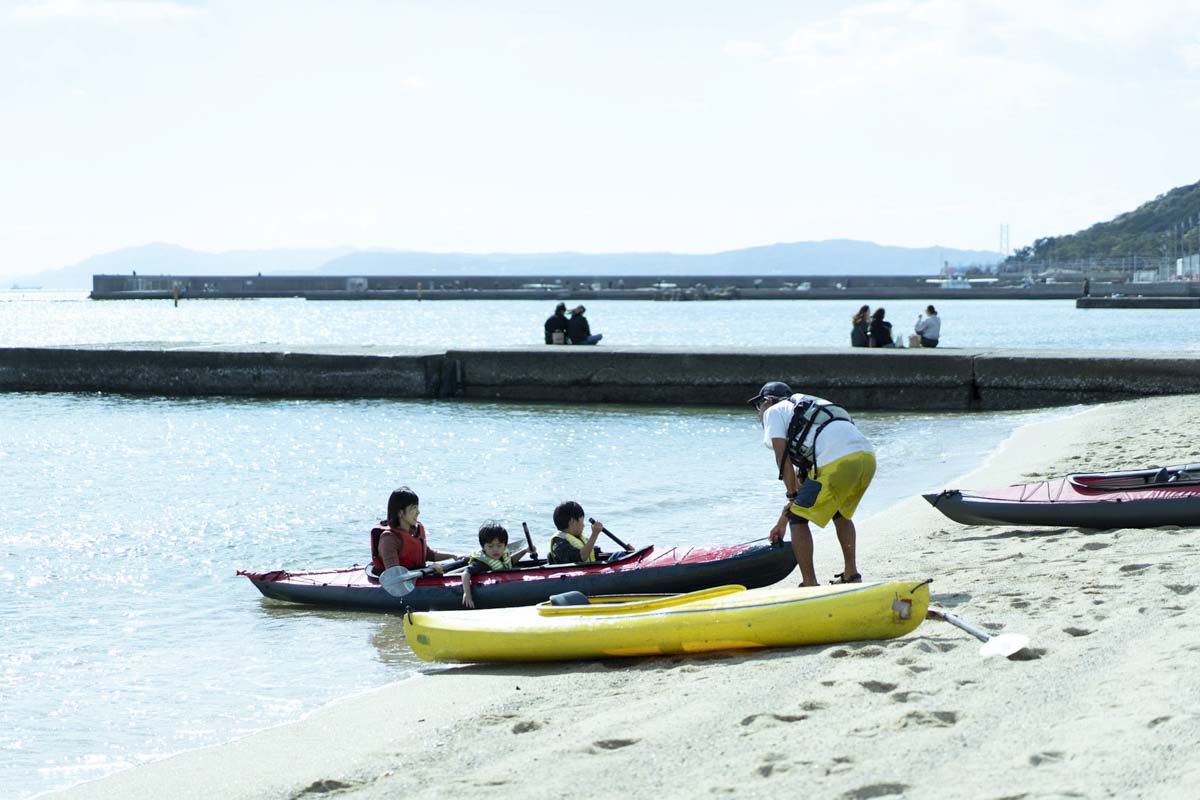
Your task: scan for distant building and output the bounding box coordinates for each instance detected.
[1176,254,1199,280]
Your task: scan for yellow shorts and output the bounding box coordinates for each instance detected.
[788,450,877,528]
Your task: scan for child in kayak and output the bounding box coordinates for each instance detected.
[547,501,633,564]
[461,522,538,608]
[370,487,465,576]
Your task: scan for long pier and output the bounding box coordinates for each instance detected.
[3,346,1199,410]
[90,273,1087,301]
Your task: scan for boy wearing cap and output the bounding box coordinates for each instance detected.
[544,302,569,344]
[566,305,602,345]
[749,381,876,587]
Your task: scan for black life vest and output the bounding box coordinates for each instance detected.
[782,395,854,477]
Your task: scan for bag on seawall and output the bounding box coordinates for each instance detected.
[907,334,923,348]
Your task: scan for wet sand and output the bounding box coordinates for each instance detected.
[48,395,1200,800]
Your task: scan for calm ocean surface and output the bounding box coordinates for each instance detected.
[0,292,1196,350]
[0,291,1105,797]
[1,393,1065,798]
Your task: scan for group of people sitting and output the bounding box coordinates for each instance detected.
[369,488,632,607]
[543,302,602,345]
[850,304,940,348]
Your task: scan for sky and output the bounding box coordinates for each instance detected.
[2,0,1199,279]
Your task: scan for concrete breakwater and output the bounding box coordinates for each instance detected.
[3,346,1200,410]
[90,272,1087,301]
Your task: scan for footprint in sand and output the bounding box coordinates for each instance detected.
[592,738,638,750]
[1080,542,1111,551]
[898,710,958,728]
[1063,627,1093,637]
[1029,751,1064,766]
[1120,563,1153,573]
[860,680,897,693]
[890,691,926,703]
[478,713,518,726]
[293,779,353,797]
[741,712,809,727]
[1008,647,1047,661]
[512,720,543,734]
[1166,584,1197,595]
[829,646,885,659]
[843,783,909,799]
[755,752,795,778]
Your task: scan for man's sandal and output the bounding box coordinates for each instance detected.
[831,572,862,584]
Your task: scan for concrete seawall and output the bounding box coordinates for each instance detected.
[4,346,1200,410]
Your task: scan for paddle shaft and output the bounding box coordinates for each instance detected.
[522,522,535,552]
[587,517,630,550]
[928,608,992,643]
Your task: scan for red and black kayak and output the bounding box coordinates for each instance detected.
[924,463,1200,528]
[239,540,796,612]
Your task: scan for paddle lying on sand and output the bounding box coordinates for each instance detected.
[380,558,470,598]
[587,517,631,550]
[926,607,1030,658]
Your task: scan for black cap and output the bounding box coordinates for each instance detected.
[747,381,793,405]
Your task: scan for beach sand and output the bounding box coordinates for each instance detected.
[49,395,1200,800]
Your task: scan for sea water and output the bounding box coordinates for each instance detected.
[0,292,1195,350]
[0,391,1064,798]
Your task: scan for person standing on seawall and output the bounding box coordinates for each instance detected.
[915,305,941,348]
[749,381,877,587]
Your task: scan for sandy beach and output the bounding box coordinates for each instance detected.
[48,394,1200,800]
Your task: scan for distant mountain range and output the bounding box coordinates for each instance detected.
[15,240,1003,291]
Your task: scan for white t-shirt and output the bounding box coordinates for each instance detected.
[761,394,874,468]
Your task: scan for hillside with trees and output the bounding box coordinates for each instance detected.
[1006,180,1200,268]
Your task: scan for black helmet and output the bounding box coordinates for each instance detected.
[747,381,793,406]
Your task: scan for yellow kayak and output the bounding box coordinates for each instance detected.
[404,580,930,662]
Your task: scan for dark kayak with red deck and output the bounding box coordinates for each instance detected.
[924,463,1200,528]
[239,540,795,611]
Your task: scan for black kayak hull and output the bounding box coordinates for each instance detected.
[924,490,1200,528]
[242,541,796,612]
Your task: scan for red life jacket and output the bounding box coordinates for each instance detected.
[370,521,429,572]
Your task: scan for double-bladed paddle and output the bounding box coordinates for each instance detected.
[587,517,631,550]
[926,607,1030,658]
[521,522,538,560]
[380,557,469,598]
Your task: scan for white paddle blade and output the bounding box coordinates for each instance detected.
[979,633,1030,658]
[379,566,419,597]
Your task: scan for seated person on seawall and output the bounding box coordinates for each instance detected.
[544,301,569,344]
[370,486,465,576]
[547,500,632,564]
[867,307,894,348]
[850,305,870,347]
[461,521,538,608]
[914,305,941,348]
[567,305,603,345]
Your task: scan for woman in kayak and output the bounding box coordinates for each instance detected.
[461,521,538,608]
[370,487,464,575]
